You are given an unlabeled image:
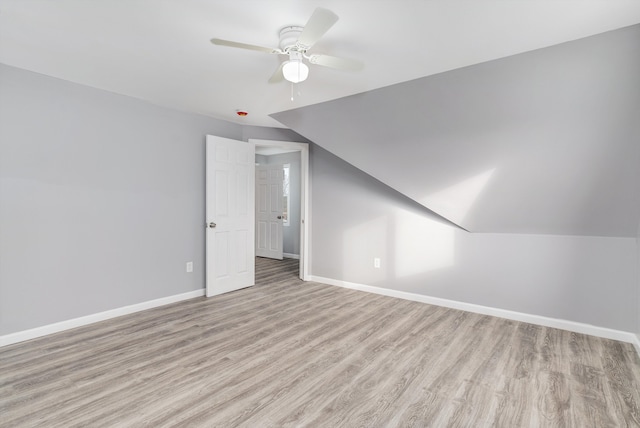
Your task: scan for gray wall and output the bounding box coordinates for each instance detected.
[1,61,637,339]
[254,152,301,256]
[310,145,638,332]
[0,63,242,335]
[274,24,640,238]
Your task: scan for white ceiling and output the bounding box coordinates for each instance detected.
[1,1,640,128]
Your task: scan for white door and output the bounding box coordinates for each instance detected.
[255,163,284,260]
[206,135,255,297]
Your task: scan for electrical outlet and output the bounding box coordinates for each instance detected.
[374,258,381,269]
[186,262,193,273]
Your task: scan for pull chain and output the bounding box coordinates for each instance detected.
[290,82,302,102]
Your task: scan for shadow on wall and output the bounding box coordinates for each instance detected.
[338,200,635,330]
[421,168,496,228]
[343,211,455,286]
[312,144,636,330]
[342,167,497,283]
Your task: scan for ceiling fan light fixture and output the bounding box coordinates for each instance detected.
[282,60,309,83]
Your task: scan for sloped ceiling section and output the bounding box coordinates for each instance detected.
[273,25,640,237]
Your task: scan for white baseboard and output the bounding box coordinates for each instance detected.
[4,280,639,359]
[310,275,640,351]
[0,289,205,348]
[283,253,300,260]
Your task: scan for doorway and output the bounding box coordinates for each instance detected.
[250,139,310,281]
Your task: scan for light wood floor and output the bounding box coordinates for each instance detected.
[2,257,640,427]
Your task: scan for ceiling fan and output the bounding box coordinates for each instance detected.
[211,7,363,84]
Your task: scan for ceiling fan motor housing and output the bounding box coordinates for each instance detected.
[279,26,304,52]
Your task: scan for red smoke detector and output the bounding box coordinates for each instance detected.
[236,110,248,116]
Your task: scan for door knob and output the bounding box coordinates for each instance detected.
[209,222,217,228]
[277,216,282,220]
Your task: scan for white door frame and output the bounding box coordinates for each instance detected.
[250,139,310,281]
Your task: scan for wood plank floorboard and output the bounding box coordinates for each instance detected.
[1,256,640,427]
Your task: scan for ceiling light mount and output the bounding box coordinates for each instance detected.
[279,26,304,52]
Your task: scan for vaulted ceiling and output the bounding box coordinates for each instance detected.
[1,1,640,128]
[274,25,640,237]
[1,1,639,237]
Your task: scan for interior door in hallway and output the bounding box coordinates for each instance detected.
[255,163,284,260]
[206,135,255,297]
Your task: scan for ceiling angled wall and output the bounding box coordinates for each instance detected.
[2,1,640,127]
[272,24,640,237]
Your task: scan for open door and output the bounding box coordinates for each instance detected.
[206,135,255,297]
[250,139,310,281]
[255,163,284,260]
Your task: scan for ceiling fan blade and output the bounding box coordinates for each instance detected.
[308,54,363,71]
[268,62,285,83]
[296,8,339,50]
[211,38,283,54]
